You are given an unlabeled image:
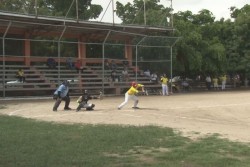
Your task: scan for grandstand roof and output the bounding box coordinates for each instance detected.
[0,12,174,41]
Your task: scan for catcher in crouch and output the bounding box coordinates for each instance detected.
[76,90,102,111]
[118,81,145,110]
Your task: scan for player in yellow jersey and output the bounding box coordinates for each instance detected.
[220,74,227,90]
[160,74,169,95]
[118,81,145,110]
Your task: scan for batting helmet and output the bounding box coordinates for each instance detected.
[131,81,137,88]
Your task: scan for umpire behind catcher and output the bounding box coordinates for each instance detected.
[53,80,72,111]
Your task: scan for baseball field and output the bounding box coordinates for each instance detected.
[1,90,250,142]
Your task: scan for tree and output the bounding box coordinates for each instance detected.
[192,9,215,25]
[173,11,204,76]
[0,0,103,20]
[116,0,172,26]
[237,5,250,78]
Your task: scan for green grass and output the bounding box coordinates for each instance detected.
[0,115,250,167]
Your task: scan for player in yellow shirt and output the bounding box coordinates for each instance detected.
[118,81,145,110]
[160,74,169,95]
[220,74,227,90]
[16,69,26,82]
[212,76,219,90]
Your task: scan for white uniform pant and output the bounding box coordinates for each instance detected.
[162,84,169,95]
[221,81,226,90]
[118,92,138,109]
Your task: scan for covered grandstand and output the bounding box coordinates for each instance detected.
[0,0,179,98]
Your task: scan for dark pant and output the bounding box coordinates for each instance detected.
[17,76,25,82]
[76,67,83,73]
[206,82,211,90]
[53,96,70,110]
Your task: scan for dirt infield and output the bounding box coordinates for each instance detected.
[1,90,250,143]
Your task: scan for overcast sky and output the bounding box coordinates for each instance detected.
[91,0,249,23]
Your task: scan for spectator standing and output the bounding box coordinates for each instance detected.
[53,80,72,111]
[111,70,119,82]
[160,74,169,96]
[16,69,25,82]
[66,57,74,70]
[104,59,110,70]
[144,69,151,78]
[212,76,219,90]
[221,74,227,90]
[121,67,129,82]
[75,60,84,73]
[196,74,202,88]
[181,78,190,91]
[233,74,240,88]
[110,60,117,71]
[205,75,212,90]
[122,58,129,68]
[150,72,158,84]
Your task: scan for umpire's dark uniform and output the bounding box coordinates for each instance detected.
[53,81,71,111]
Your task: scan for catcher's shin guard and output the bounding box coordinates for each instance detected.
[76,103,82,112]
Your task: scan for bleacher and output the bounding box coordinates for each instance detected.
[2,63,242,98]
[0,64,162,97]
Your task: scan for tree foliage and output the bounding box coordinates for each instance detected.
[0,0,102,20]
[116,1,250,79]
[116,0,172,26]
[1,0,250,80]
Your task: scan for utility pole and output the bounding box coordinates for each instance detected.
[144,0,146,26]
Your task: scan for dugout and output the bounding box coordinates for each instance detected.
[0,6,179,98]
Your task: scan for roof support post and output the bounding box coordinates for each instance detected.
[57,26,67,83]
[35,0,38,18]
[125,40,133,66]
[102,30,111,95]
[169,37,180,93]
[2,21,12,98]
[24,32,31,66]
[135,36,147,81]
[112,0,115,25]
[76,0,79,22]
[143,0,146,26]
[78,36,86,65]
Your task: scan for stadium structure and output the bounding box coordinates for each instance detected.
[0,0,179,98]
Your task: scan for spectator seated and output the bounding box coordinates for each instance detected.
[66,58,74,69]
[75,60,84,73]
[16,69,25,82]
[47,58,57,69]
[150,72,158,84]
